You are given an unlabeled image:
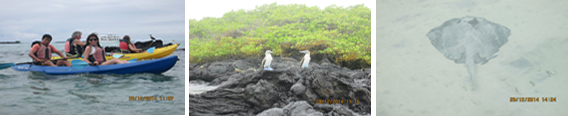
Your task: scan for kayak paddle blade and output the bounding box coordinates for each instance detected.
[113,54,124,58]
[71,60,89,69]
[146,47,155,54]
[0,63,16,70]
[128,58,138,63]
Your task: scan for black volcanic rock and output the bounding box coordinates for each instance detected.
[188,58,371,115]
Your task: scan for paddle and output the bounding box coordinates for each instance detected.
[0,58,68,70]
[82,54,124,59]
[113,54,124,58]
[0,63,15,70]
[144,34,158,54]
[146,47,155,54]
[71,58,138,69]
[128,58,138,63]
[71,59,89,69]
[130,59,138,62]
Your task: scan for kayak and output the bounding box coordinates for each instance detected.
[13,56,178,75]
[51,43,179,61]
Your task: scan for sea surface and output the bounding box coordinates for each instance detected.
[0,41,187,115]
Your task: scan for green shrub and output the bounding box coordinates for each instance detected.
[188,2,370,69]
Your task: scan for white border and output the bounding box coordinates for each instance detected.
[184,1,376,115]
[184,0,189,115]
[370,0,376,115]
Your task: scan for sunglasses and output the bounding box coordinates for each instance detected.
[89,39,98,41]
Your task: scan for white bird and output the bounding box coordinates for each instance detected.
[260,50,274,70]
[299,50,310,68]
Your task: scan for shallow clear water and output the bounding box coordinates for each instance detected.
[0,42,185,114]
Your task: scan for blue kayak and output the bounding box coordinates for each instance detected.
[12,56,178,75]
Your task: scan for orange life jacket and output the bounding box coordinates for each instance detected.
[65,38,84,56]
[34,44,52,61]
[65,39,71,53]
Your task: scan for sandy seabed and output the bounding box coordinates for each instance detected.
[376,0,568,115]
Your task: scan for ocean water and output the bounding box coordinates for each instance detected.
[0,41,186,115]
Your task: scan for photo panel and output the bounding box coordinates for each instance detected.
[0,0,185,115]
[376,0,568,115]
[186,0,374,115]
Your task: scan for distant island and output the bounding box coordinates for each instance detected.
[0,40,20,44]
[54,40,66,43]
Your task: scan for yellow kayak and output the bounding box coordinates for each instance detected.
[52,43,179,61]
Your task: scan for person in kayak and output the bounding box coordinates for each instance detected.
[119,35,142,53]
[29,34,72,66]
[83,33,129,66]
[64,31,85,58]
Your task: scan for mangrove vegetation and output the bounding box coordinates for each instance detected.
[187,2,370,69]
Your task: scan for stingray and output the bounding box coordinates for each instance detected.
[426,16,510,89]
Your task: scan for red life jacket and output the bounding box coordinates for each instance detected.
[119,40,137,51]
[88,45,107,63]
[34,44,52,61]
[119,40,129,50]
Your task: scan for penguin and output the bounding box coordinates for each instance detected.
[260,50,274,71]
[299,50,310,68]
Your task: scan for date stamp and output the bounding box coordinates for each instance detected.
[510,97,556,102]
[129,96,174,101]
[316,99,360,104]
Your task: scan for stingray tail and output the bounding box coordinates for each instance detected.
[465,51,477,90]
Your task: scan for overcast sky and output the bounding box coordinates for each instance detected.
[0,0,184,42]
[0,0,373,42]
[186,0,375,21]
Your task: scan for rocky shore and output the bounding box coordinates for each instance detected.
[187,57,371,116]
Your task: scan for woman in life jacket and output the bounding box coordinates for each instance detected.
[119,35,142,53]
[83,33,129,66]
[28,34,72,66]
[64,31,85,57]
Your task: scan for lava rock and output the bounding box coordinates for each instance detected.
[256,108,285,116]
[283,101,323,116]
[187,57,371,115]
